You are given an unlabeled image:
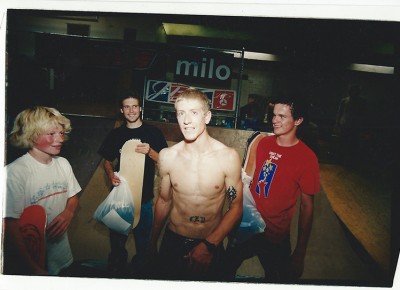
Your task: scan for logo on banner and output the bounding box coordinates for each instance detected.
[213,90,235,110]
[169,83,190,102]
[173,51,233,87]
[176,57,231,81]
[145,80,236,111]
[145,80,170,103]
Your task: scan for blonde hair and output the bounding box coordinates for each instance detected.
[9,106,72,149]
[174,88,211,113]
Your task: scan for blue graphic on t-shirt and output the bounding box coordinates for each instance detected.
[255,159,277,198]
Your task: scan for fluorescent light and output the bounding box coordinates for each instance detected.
[349,63,394,74]
[244,51,280,61]
[229,51,280,61]
[162,23,252,40]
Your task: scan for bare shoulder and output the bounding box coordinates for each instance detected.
[159,141,186,163]
[212,139,240,163]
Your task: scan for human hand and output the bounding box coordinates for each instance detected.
[184,242,213,274]
[135,143,151,155]
[110,173,121,187]
[46,209,74,241]
[288,251,305,280]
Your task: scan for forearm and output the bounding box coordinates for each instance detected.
[206,150,243,246]
[103,159,115,179]
[150,196,172,246]
[294,196,314,256]
[147,147,160,163]
[64,194,79,218]
[47,194,79,240]
[205,200,243,246]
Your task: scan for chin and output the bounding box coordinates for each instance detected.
[182,133,198,142]
[50,149,61,155]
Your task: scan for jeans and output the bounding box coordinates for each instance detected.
[108,200,153,271]
[157,227,225,281]
[224,233,292,282]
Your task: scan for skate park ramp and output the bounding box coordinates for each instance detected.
[59,114,116,192]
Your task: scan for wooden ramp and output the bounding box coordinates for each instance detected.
[320,164,392,276]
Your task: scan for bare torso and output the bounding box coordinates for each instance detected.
[162,139,234,239]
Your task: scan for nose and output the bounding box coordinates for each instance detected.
[183,113,191,124]
[55,133,65,143]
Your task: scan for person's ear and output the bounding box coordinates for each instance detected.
[295,117,303,126]
[205,111,212,124]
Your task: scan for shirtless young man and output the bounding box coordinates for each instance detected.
[149,88,243,281]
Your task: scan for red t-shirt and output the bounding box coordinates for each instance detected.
[250,135,320,242]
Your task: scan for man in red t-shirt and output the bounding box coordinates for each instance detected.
[224,94,320,283]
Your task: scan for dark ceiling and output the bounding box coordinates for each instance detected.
[159,14,398,67]
[10,9,399,67]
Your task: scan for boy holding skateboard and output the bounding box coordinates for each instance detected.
[97,90,168,277]
[3,106,81,275]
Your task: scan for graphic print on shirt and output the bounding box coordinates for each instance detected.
[255,151,281,198]
[31,182,68,204]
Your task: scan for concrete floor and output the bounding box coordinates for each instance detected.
[68,161,382,286]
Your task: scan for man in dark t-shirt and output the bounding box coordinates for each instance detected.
[98,91,167,277]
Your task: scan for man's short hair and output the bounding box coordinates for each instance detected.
[271,93,309,122]
[118,89,141,108]
[174,88,211,113]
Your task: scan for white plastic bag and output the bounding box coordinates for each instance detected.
[93,173,134,235]
[231,170,266,244]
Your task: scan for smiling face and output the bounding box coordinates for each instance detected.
[272,103,302,137]
[30,124,65,162]
[120,97,142,124]
[176,98,211,142]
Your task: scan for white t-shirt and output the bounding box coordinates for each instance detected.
[5,153,81,275]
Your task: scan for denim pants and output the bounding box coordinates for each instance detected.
[108,200,153,270]
[157,227,225,281]
[224,233,292,282]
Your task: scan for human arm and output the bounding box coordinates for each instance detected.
[244,134,263,177]
[47,194,79,241]
[135,143,160,162]
[3,217,48,275]
[189,148,243,269]
[148,149,173,252]
[103,159,121,187]
[290,192,314,279]
[204,149,243,246]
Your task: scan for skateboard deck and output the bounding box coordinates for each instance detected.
[120,139,145,229]
[19,205,47,268]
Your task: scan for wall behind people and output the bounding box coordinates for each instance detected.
[5,10,396,142]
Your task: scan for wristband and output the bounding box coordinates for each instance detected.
[202,239,217,253]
